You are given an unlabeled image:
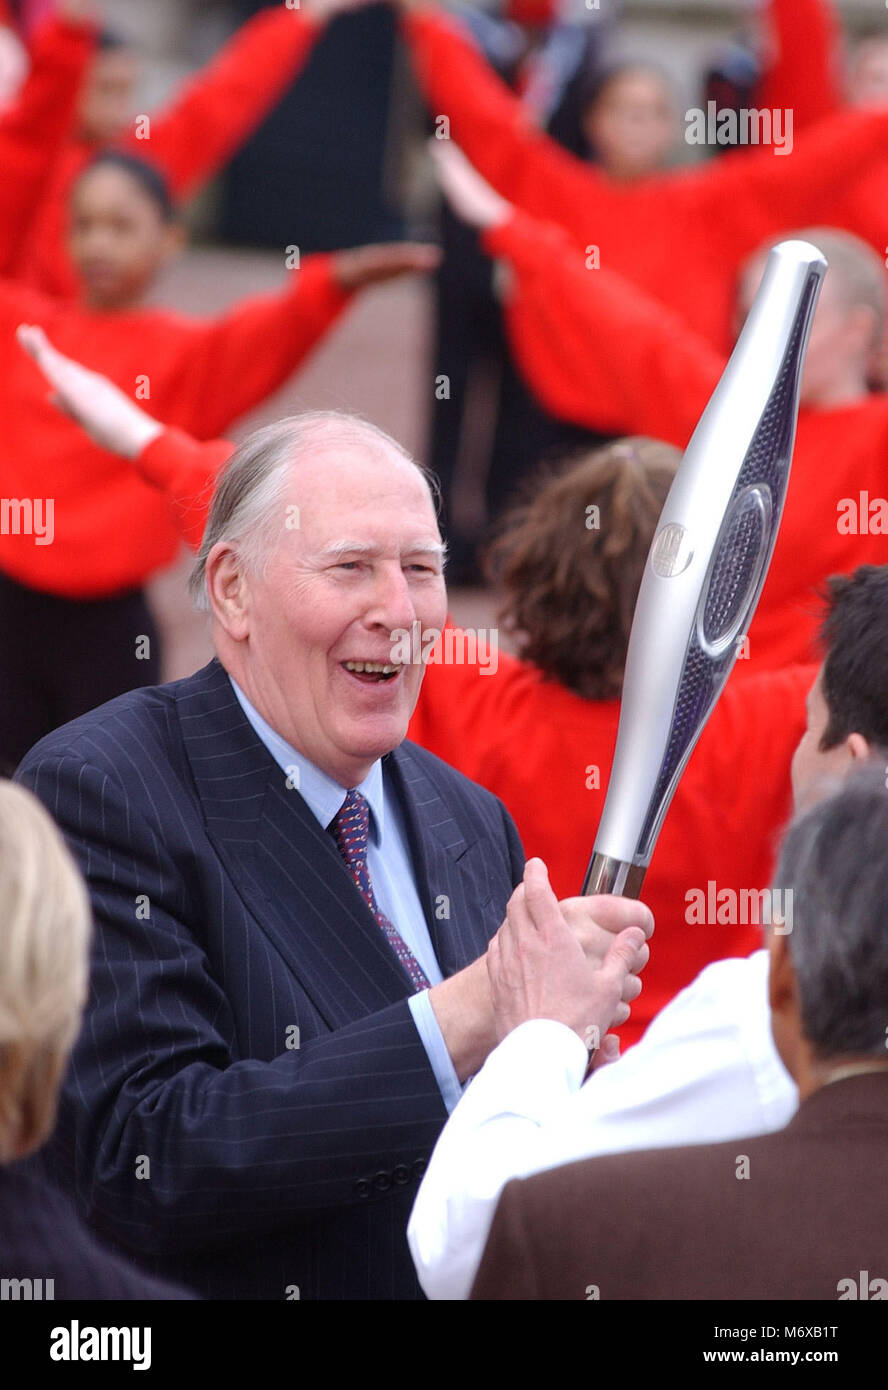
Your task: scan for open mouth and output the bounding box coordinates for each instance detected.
[341,660,403,685]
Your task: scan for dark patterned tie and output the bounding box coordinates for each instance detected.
[329,788,430,993]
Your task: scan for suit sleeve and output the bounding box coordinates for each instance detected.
[170,254,353,439]
[0,15,95,272]
[756,0,843,132]
[134,428,235,551]
[469,1179,542,1300]
[122,6,323,199]
[16,752,455,1259]
[482,209,723,444]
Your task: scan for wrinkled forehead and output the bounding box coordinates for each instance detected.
[281,440,440,546]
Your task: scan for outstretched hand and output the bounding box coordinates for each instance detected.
[17,324,163,460]
[427,139,512,230]
[333,241,441,291]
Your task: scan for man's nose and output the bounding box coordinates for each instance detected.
[365,563,418,633]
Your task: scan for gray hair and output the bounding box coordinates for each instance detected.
[189,411,441,611]
[753,226,886,339]
[773,765,888,1060]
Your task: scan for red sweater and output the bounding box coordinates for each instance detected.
[757,0,843,132]
[403,8,888,355]
[757,0,886,284]
[0,255,351,596]
[482,209,888,672]
[410,644,812,1046]
[13,6,323,299]
[483,208,888,675]
[134,427,234,553]
[0,13,94,273]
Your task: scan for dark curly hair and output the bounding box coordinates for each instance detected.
[484,437,679,699]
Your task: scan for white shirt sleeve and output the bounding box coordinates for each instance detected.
[407,949,798,1300]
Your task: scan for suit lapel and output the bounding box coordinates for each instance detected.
[178,659,415,1030]
[177,661,497,1028]
[387,743,497,979]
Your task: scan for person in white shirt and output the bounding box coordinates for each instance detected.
[408,563,888,1300]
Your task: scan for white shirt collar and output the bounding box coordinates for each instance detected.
[228,675,385,845]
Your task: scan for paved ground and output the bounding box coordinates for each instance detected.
[147,245,505,680]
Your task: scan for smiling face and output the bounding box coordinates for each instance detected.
[210,435,448,789]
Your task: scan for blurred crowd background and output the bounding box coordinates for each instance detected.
[3,0,883,678]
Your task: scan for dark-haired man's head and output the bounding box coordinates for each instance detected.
[791,566,888,812]
[69,153,183,310]
[78,31,139,145]
[768,767,888,1098]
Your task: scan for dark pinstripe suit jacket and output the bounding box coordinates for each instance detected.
[0,1164,196,1300]
[16,657,524,1300]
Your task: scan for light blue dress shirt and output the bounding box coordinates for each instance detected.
[229,676,464,1113]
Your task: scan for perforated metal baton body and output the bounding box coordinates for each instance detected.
[581,240,826,898]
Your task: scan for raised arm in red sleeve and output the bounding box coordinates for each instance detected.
[404,7,888,351]
[0,12,94,271]
[134,428,234,552]
[161,253,353,440]
[120,5,324,199]
[402,8,603,241]
[756,0,843,131]
[15,6,325,298]
[482,209,722,444]
[0,257,351,599]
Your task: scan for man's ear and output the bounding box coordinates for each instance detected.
[206,543,251,643]
[847,731,872,765]
[767,928,796,1017]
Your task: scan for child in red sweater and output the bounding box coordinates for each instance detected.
[10,0,361,299]
[397,0,888,356]
[0,151,437,769]
[428,140,888,673]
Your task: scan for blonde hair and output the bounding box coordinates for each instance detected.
[0,782,92,1162]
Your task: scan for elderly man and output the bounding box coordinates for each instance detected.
[15,411,649,1300]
